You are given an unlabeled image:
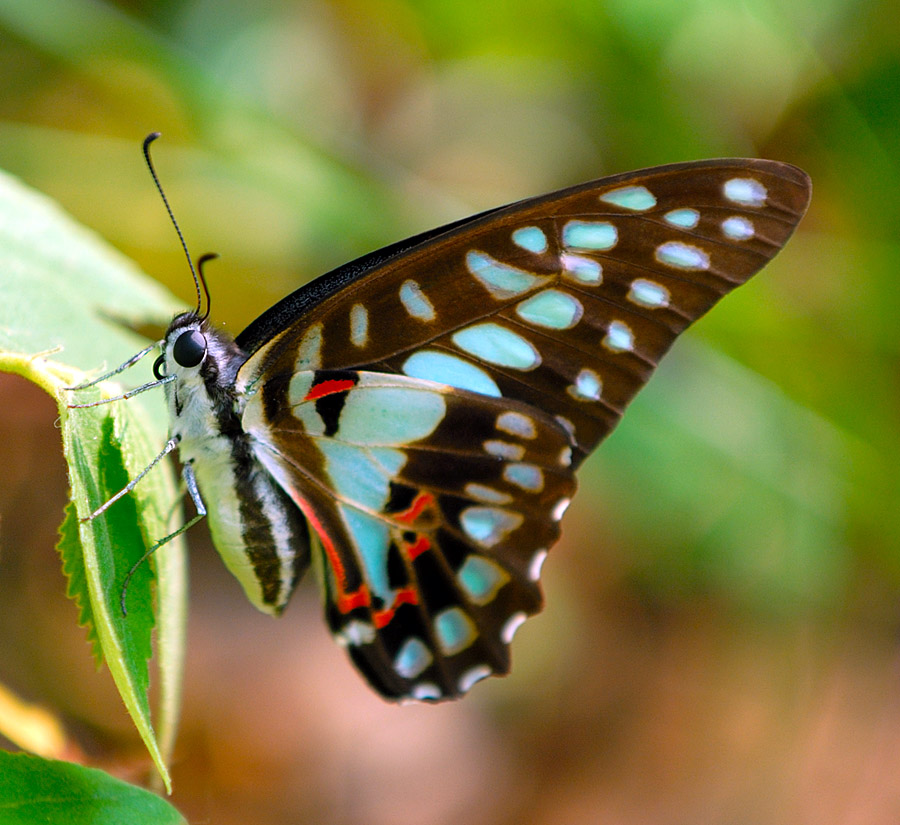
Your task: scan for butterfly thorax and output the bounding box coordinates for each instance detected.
[159,312,311,614]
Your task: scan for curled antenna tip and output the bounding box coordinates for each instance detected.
[196,253,218,319]
[140,133,204,314]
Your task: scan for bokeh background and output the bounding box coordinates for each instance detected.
[1,0,899,822]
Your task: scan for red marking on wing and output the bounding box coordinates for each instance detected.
[373,586,419,629]
[395,492,434,525]
[278,469,431,622]
[288,490,371,615]
[338,586,371,614]
[406,535,431,560]
[304,378,356,401]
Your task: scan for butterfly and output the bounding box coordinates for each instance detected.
[78,138,811,703]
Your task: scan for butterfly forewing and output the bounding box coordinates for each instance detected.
[231,159,810,701]
[239,159,810,464]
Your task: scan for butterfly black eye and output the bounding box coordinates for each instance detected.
[152,354,166,381]
[173,330,207,368]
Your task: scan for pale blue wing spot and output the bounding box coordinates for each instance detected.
[399,279,436,322]
[515,289,583,330]
[350,303,368,347]
[559,445,573,467]
[501,612,527,644]
[452,323,541,370]
[294,322,323,371]
[458,664,492,693]
[337,503,392,602]
[465,250,543,298]
[483,439,526,460]
[411,682,442,701]
[503,462,544,492]
[600,185,656,211]
[434,607,478,655]
[604,320,634,352]
[338,386,446,444]
[628,279,670,308]
[287,372,315,403]
[562,220,618,251]
[285,374,325,435]
[336,620,376,647]
[314,443,406,607]
[464,483,513,505]
[368,447,407,478]
[561,253,603,284]
[721,216,755,240]
[458,555,509,605]
[655,241,710,270]
[723,177,767,207]
[402,350,501,397]
[664,208,700,229]
[318,440,401,511]
[460,506,523,547]
[496,410,536,440]
[511,225,548,253]
[287,371,316,399]
[528,549,548,581]
[394,637,433,679]
[567,368,602,401]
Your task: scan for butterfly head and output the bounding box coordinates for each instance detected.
[153,312,246,439]
[153,313,207,381]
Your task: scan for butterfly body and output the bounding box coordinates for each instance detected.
[156,313,310,614]
[147,159,811,701]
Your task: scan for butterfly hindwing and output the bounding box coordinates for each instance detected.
[241,370,575,700]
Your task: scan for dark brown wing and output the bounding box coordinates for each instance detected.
[237,159,811,465]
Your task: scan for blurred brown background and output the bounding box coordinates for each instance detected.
[1,0,900,822]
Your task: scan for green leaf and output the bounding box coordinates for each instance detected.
[0,166,187,790]
[57,503,100,664]
[0,751,186,825]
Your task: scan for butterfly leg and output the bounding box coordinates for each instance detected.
[119,461,207,615]
[64,340,162,391]
[66,373,174,409]
[81,436,181,522]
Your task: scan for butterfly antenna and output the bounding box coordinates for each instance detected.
[195,253,217,321]
[142,132,205,317]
